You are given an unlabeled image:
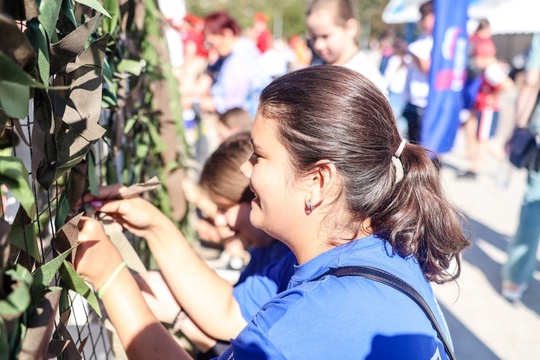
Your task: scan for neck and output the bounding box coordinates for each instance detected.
[288,237,335,265]
[286,216,371,265]
[333,45,359,66]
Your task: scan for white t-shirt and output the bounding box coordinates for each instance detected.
[343,51,388,96]
[484,62,507,87]
[406,35,433,108]
[384,54,411,94]
[261,48,294,79]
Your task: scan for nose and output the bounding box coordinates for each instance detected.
[240,160,253,178]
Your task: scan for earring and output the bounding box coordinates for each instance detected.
[306,199,313,212]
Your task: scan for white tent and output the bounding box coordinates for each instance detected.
[382,0,540,35]
[470,0,540,35]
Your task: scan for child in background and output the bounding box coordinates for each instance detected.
[306,0,387,95]
[458,38,513,179]
[216,107,252,144]
[402,0,434,145]
[120,132,294,359]
[184,107,254,273]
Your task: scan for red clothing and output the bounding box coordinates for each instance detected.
[256,29,272,54]
[474,73,501,141]
[469,35,496,57]
[183,30,207,58]
[474,76,501,112]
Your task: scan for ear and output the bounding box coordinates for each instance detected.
[304,160,337,210]
[345,18,359,39]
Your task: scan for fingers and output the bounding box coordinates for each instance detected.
[93,199,127,215]
[78,216,107,241]
[97,197,154,216]
[75,184,128,208]
[76,216,124,287]
[90,198,164,238]
[97,184,128,199]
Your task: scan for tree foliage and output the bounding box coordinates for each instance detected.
[187,0,390,41]
[0,0,190,357]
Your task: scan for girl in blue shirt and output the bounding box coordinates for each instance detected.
[75,66,470,359]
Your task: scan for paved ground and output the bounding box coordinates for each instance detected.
[434,90,540,359]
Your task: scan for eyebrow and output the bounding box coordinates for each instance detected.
[251,139,263,153]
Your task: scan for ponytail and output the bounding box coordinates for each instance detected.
[372,143,471,284]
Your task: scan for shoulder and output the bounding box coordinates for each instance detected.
[232,272,446,359]
[230,239,451,359]
[233,37,262,58]
[344,52,388,94]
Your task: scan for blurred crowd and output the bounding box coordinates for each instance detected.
[157,0,539,306]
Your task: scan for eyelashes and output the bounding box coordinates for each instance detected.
[250,153,261,164]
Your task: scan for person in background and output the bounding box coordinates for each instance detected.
[141,132,293,359]
[181,13,208,82]
[457,38,513,179]
[384,37,410,136]
[82,131,295,359]
[183,11,270,118]
[402,0,434,145]
[216,107,253,144]
[378,27,396,75]
[502,33,540,301]
[306,0,387,95]
[461,18,494,160]
[289,34,312,70]
[251,12,272,54]
[74,66,469,359]
[179,13,209,126]
[183,108,254,273]
[469,18,492,56]
[260,37,295,80]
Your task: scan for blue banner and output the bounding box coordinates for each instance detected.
[421,0,469,154]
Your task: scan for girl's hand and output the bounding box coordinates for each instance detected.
[92,197,170,239]
[74,217,124,290]
[76,184,127,209]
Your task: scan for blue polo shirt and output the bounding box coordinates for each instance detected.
[221,235,452,359]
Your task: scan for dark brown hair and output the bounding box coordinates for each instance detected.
[419,0,434,17]
[199,131,254,204]
[476,18,490,31]
[204,11,242,36]
[258,66,470,284]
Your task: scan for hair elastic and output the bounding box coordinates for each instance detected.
[392,140,406,184]
[395,139,406,158]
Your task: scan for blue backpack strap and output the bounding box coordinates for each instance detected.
[314,266,456,360]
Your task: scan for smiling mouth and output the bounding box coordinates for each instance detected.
[251,194,260,207]
[249,184,258,198]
